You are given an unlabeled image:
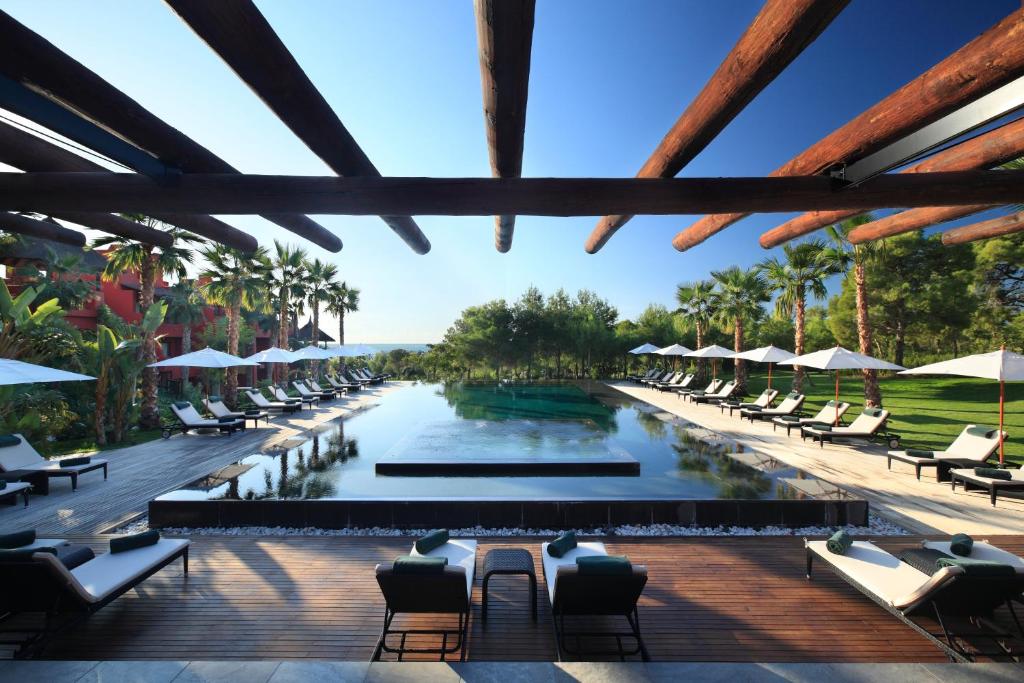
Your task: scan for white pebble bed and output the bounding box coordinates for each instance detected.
[114,514,908,537]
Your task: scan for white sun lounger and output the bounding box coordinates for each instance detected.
[887,425,1005,481]
[168,403,243,437]
[740,392,805,422]
[772,400,850,436]
[950,467,1024,507]
[245,389,300,413]
[801,407,897,448]
[0,434,108,492]
[721,388,778,417]
[203,397,270,428]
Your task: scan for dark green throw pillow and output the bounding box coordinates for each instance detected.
[0,529,35,549]
[0,434,22,448]
[110,530,160,554]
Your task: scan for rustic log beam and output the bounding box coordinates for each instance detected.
[0,171,1020,217]
[0,211,85,247]
[0,120,251,251]
[941,210,1024,244]
[164,0,430,254]
[759,117,1024,248]
[585,0,847,253]
[846,204,993,244]
[474,0,536,252]
[0,10,341,252]
[672,8,1024,252]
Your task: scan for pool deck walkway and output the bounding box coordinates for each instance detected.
[0,384,399,536]
[7,535,1024,664]
[607,381,1024,535]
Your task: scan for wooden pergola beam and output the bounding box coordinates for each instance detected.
[846,204,993,244]
[0,120,250,251]
[0,211,85,247]
[941,210,1024,245]
[165,0,430,255]
[0,10,341,252]
[474,0,536,252]
[585,0,848,253]
[759,117,1024,248]
[672,7,1024,253]
[0,171,1020,216]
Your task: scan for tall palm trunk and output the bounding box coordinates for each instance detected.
[338,310,345,346]
[277,290,289,383]
[180,325,192,397]
[733,317,746,393]
[225,302,241,408]
[139,253,160,429]
[793,288,806,392]
[94,372,109,446]
[310,301,321,377]
[694,322,706,383]
[855,262,882,406]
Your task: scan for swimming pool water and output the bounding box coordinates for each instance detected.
[159,382,850,502]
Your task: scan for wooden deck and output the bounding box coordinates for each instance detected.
[0,385,398,536]
[609,382,1024,536]
[20,535,1024,662]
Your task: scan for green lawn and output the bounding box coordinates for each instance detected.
[739,371,1023,466]
[49,428,164,457]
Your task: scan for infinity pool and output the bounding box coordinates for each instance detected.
[158,382,850,502]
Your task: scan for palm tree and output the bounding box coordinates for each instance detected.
[304,258,339,349]
[710,266,768,394]
[267,241,308,380]
[821,214,885,406]
[92,221,200,428]
[758,240,838,391]
[326,282,360,346]
[675,279,716,382]
[198,244,269,405]
[164,279,206,393]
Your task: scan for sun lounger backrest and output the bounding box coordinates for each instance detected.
[0,552,96,613]
[678,373,695,388]
[171,404,205,424]
[893,566,1024,615]
[756,389,778,407]
[273,387,292,401]
[701,379,722,394]
[204,400,231,418]
[292,382,313,396]
[375,565,470,613]
[551,565,648,616]
[0,434,45,471]
[845,408,888,433]
[246,390,271,407]
[811,401,850,423]
[715,381,736,398]
[309,381,327,392]
[945,425,1004,461]
[773,393,804,414]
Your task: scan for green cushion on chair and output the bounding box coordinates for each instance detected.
[949,533,973,557]
[965,425,995,438]
[547,531,577,558]
[393,555,447,575]
[60,456,91,468]
[936,557,1016,577]
[173,401,191,409]
[245,410,262,416]
[110,530,160,554]
[826,530,853,555]
[208,395,222,403]
[0,434,21,448]
[906,449,934,458]
[786,391,800,400]
[975,467,1012,481]
[217,417,237,423]
[576,555,632,576]
[777,415,800,422]
[0,480,5,490]
[863,407,884,418]
[414,529,449,554]
[0,529,35,549]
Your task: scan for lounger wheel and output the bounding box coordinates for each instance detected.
[161,429,172,440]
[887,437,900,449]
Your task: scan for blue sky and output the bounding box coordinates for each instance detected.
[1,0,1018,342]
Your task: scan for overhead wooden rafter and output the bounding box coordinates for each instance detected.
[759,116,1024,248]
[164,0,430,254]
[0,120,244,251]
[474,0,536,252]
[0,10,341,253]
[0,170,1021,216]
[0,211,85,247]
[845,204,993,244]
[671,8,1024,253]
[941,210,1024,244]
[585,0,848,253]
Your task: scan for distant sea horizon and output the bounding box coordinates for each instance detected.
[325,343,433,353]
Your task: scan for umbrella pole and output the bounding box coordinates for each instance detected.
[768,363,772,390]
[835,371,840,425]
[999,379,1005,465]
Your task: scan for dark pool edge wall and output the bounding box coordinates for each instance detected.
[149,498,869,530]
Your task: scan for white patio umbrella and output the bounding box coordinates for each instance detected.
[148,348,259,369]
[292,345,336,361]
[684,344,734,380]
[244,347,299,364]
[899,347,1024,464]
[0,358,95,385]
[780,346,905,424]
[730,345,796,390]
[655,343,693,371]
[329,343,376,358]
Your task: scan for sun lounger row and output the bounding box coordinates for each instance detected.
[373,530,648,662]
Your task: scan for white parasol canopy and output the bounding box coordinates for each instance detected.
[731,345,796,390]
[245,347,299,364]
[684,344,735,380]
[656,343,693,356]
[0,358,95,386]
[292,345,336,361]
[148,348,258,368]
[900,348,1024,464]
[780,346,904,424]
[629,342,660,355]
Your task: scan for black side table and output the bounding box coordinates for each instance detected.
[481,548,537,623]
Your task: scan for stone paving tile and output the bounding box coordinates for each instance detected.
[78,660,188,683]
[0,660,99,682]
[269,661,369,683]
[919,662,1024,683]
[365,662,462,683]
[172,661,281,683]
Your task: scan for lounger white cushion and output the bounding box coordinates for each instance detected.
[806,540,960,610]
[410,539,477,599]
[0,435,108,474]
[71,538,190,601]
[775,401,849,426]
[0,481,32,499]
[540,541,607,603]
[246,391,285,410]
[805,409,888,437]
[949,467,1024,485]
[923,541,1024,572]
[172,404,238,428]
[888,425,1005,464]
